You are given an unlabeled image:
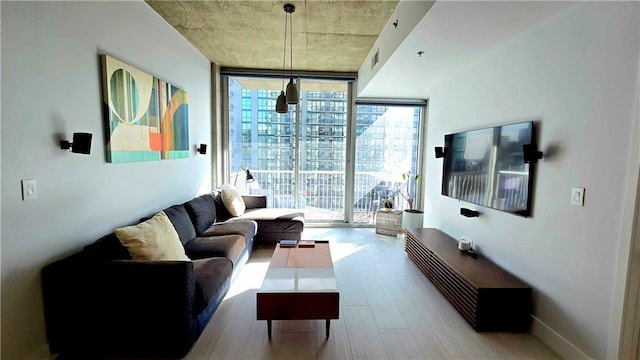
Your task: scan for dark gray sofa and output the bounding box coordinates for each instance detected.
[41,191,304,359]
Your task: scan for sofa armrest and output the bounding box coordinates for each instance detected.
[96,260,197,357]
[43,258,197,358]
[242,195,267,209]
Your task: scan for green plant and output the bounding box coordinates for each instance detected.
[383,194,394,209]
[398,172,421,211]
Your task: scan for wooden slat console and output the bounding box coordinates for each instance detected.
[405,228,531,332]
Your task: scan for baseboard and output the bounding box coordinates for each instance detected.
[530,315,593,360]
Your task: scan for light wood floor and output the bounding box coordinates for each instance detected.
[186,228,560,360]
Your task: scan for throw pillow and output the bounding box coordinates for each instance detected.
[115,211,190,261]
[221,187,245,216]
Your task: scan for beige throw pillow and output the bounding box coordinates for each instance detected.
[221,187,245,216]
[115,211,190,261]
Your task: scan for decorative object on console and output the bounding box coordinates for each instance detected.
[196,144,207,155]
[460,207,480,218]
[458,239,471,251]
[441,121,538,217]
[101,54,189,163]
[60,132,92,155]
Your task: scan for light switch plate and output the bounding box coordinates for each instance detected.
[571,187,585,206]
[21,179,37,200]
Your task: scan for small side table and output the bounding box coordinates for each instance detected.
[375,210,403,236]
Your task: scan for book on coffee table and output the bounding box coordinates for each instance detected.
[298,240,316,248]
[279,239,298,247]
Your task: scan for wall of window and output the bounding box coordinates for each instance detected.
[223,73,426,224]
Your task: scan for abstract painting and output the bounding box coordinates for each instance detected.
[101,55,189,163]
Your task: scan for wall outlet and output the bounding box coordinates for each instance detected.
[21,179,37,200]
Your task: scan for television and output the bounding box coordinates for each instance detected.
[441,121,538,217]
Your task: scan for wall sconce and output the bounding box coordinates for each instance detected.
[196,144,207,155]
[60,132,92,155]
[522,144,543,164]
[234,166,255,186]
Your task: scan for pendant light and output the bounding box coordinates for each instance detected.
[284,4,299,105]
[275,5,289,114]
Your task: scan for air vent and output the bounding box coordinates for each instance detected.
[371,49,379,70]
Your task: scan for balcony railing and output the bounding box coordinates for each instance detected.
[232,169,409,223]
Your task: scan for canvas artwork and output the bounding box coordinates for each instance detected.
[101,55,189,163]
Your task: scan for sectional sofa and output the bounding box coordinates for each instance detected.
[41,190,304,359]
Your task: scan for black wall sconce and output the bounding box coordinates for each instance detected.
[60,132,92,155]
[460,207,480,218]
[196,144,207,155]
[434,146,447,158]
[523,144,543,164]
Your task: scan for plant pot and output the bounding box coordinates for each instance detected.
[402,209,424,231]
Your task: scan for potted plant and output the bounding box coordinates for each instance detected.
[398,172,424,230]
[382,195,394,211]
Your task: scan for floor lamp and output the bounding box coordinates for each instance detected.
[234,166,255,187]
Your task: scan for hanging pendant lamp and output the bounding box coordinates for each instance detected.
[275,4,290,113]
[284,4,299,105]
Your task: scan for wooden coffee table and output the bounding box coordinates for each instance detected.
[257,240,339,340]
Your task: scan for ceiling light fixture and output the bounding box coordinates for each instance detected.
[276,3,298,113]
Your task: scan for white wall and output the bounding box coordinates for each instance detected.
[0,2,212,359]
[357,0,434,96]
[424,3,639,359]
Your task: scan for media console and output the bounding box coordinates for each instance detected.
[405,228,531,332]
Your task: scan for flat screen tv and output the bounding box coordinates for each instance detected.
[441,121,537,217]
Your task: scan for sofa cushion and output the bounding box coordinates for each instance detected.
[115,211,190,261]
[183,234,246,264]
[163,205,197,245]
[238,208,305,224]
[201,220,257,242]
[192,258,232,315]
[183,194,217,236]
[221,187,245,216]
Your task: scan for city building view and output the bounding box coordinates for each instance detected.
[227,76,422,224]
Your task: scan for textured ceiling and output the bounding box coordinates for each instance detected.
[146,0,399,73]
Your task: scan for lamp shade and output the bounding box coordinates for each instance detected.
[285,78,299,104]
[276,91,288,113]
[245,170,255,183]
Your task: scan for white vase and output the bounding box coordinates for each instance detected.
[402,210,424,231]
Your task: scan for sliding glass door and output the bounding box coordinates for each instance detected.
[226,76,349,222]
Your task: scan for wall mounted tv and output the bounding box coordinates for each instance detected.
[441,121,538,217]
